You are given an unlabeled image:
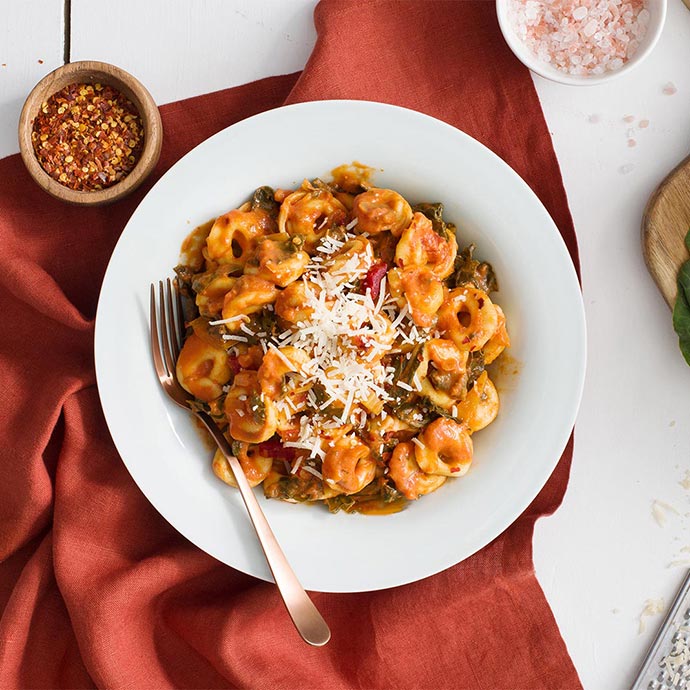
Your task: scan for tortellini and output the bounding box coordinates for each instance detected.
[206,207,275,266]
[437,285,499,352]
[278,181,347,249]
[174,169,509,513]
[176,332,231,402]
[224,370,278,444]
[352,188,412,236]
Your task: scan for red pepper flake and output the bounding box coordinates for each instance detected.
[361,260,388,301]
[31,81,144,191]
[37,59,44,64]
[450,467,460,473]
[227,353,242,375]
[257,439,296,461]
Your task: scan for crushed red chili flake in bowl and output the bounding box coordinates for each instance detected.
[32,82,145,192]
[19,61,162,206]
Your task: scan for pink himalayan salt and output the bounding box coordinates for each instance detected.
[628,138,637,147]
[663,82,677,95]
[509,0,650,77]
[588,113,601,123]
[623,114,635,123]
[639,119,649,128]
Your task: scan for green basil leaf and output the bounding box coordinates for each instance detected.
[685,228,690,254]
[673,259,690,366]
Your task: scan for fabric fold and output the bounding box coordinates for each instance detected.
[0,1,581,688]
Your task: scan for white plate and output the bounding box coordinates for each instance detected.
[95,100,586,593]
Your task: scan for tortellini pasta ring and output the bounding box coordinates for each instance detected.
[388,266,445,329]
[415,418,473,477]
[416,338,469,410]
[221,275,279,321]
[482,304,510,364]
[193,268,237,319]
[224,370,278,444]
[351,188,413,236]
[206,208,276,265]
[322,435,377,495]
[454,371,499,433]
[176,332,232,403]
[274,280,322,325]
[212,443,273,488]
[388,441,446,500]
[437,285,499,353]
[244,233,310,288]
[278,182,347,247]
[325,237,374,284]
[257,346,310,400]
[394,212,458,280]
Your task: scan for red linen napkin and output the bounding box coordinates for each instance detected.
[0,1,582,688]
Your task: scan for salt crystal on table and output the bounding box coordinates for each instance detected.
[626,128,635,138]
[619,163,635,174]
[623,115,635,123]
[663,82,677,96]
[639,119,649,129]
[628,139,637,147]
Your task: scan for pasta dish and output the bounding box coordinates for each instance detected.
[174,164,510,514]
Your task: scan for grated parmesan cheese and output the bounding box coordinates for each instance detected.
[302,465,323,480]
[639,598,665,634]
[248,232,436,458]
[209,314,246,326]
[412,437,426,451]
[652,499,680,527]
[680,470,690,491]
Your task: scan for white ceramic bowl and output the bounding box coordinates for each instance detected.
[95,100,586,593]
[496,0,667,86]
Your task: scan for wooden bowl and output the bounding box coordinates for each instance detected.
[18,60,162,206]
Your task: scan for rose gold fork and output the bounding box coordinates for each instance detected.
[150,279,330,647]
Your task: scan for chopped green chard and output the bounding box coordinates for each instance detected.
[326,480,406,514]
[673,228,690,366]
[250,186,279,218]
[452,244,498,293]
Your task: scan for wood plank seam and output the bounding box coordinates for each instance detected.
[63,0,71,63]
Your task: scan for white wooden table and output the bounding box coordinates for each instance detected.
[2,2,690,687]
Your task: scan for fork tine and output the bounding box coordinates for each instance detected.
[174,279,185,350]
[150,283,168,379]
[159,281,176,377]
[166,278,181,361]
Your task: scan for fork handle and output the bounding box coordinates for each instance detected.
[194,410,331,647]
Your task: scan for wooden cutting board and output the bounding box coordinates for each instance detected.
[642,154,690,308]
